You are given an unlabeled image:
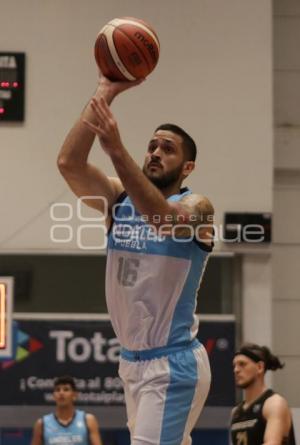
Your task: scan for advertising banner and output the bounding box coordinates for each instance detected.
[0,318,235,406]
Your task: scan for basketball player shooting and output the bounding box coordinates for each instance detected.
[57,72,214,445]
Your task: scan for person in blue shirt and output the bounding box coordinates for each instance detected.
[31,375,103,445]
[58,76,214,445]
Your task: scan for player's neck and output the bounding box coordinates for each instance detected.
[244,381,267,407]
[159,183,182,198]
[55,405,76,422]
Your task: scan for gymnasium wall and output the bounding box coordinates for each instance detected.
[272,0,300,407]
[0,0,273,252]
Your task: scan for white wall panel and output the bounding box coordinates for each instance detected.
[274,17,300,70]
[273,245,300,301]
[273,358,300,406]
[242,255,272,347]
[273,188,300,243]
[274,0,300,16]
[275,128,300,169]
[273,301,300,354]
[0,0,273,251]
[274,72,300,126]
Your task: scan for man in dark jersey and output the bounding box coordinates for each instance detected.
[231,343,296,445]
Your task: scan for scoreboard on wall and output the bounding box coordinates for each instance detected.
[0,52,25,122]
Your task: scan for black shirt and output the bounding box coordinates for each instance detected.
[231,389,296,445]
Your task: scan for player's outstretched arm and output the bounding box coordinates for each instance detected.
[30,419,43,445]
[262,395,292,445]
[86,414,103,445]
[57,75,142,223]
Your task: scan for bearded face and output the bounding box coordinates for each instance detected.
[143,160,185,189]
[142,130,188,190]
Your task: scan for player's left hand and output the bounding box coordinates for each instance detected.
[96,73,145,104]
[83,97,124,156]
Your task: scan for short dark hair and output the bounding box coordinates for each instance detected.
[155,123,197,161]
[236,343,284,373]
[54,375,77,391]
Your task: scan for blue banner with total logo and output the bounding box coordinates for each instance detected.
[0,318,235,406]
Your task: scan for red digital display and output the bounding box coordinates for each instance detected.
[0,52,25,122]
[0,81,19,88]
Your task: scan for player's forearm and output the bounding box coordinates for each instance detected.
[110,147,173,223]
[57,119,94,170]
[57,85,115,171]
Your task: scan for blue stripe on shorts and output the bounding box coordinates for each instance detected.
[160,347,198,445]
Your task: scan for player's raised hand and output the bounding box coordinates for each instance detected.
[95,74,145,105]
[83,96,124,156]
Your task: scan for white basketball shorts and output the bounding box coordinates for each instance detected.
[119,339,211,445]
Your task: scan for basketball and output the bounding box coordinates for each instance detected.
[94,17,160,81]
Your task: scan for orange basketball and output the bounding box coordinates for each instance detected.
[94,17,160,81]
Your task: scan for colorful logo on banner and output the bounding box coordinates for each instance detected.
[0,326,43,369]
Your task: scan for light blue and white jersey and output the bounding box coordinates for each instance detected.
[106,187,212,351]
[43,410,89,445]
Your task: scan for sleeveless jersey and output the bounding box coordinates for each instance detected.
[43,410,90,445]
[231,389,296,445]
[106,187,212,350]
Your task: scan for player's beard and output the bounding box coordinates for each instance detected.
[143,162,184,189]
[236,375,257,389]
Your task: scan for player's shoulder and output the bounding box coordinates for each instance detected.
[85,412,101,436]
[41,412,52,421]
[33,418,43,430]
[263,392,290,417]
[179,193,214,213]
[230,405,238,419]
[231,404,240,415]
[85,412,99,427]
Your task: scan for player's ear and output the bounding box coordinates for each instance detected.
[182,161,195,177]
[257,361,265,375]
